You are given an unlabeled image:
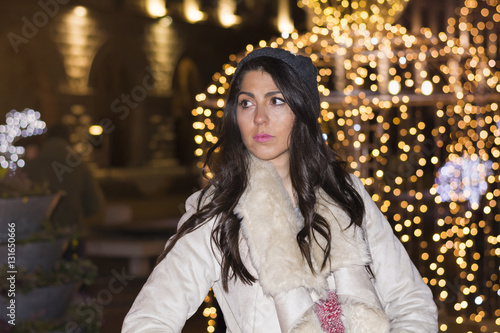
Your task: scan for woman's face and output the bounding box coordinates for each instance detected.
[236,70,295,169]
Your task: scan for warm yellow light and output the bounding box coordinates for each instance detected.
[194,135,203,144]
[159,16,172,26]
[74,6,88,17]
[147,0,167,18]
[218,0,241,27]
[354,77,364,85]
[388,80,401,95]
[207,85,217,94]
[421,80,433,95]
[89,125,103,136]
[185,0,206,23]
[277,0,294,36]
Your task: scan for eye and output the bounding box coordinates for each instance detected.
[239,99,254,108]
[271,97,286,106]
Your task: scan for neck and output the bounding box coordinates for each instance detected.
[270,156,295,207]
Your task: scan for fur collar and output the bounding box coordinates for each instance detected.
[233,155,389,333]
[234,155,370,297]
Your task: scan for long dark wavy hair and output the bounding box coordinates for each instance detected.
[157,56,365,291]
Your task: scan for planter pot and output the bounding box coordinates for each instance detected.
[0,194,59,242]
[0,237,69,272]
[1,282,80,322]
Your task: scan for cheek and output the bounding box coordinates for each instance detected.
[236,114,250,138]
[236,112,243,130]
[283,115,295,138]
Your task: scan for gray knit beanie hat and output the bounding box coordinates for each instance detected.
[234,47,320,116]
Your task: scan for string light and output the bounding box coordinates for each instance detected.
[435,155,493,208]
[202,290,218,332]
[193,0,500,330]
[0,108,46,170]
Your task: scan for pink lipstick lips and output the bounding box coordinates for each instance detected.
[253,133,273,143]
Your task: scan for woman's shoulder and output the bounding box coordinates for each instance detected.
[347,173,363,187]
[176,187,217,231]
[184,186,215,212]
[316,173,364,205]
[184,190,203,212]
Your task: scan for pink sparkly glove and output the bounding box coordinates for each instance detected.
[314,291,345,333]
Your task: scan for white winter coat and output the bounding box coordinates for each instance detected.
[122,156,438,333]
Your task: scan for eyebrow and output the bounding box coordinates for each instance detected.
[238,90,282,99]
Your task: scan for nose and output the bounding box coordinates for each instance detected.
[253,106,268,125]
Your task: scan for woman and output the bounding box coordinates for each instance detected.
[122,47,438,333]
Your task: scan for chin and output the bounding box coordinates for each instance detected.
[249,151,289,163]
[250,153,270,161]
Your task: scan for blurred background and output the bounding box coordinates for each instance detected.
[0,0,499,332]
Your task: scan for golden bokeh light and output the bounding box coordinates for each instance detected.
[192,0,500,330]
